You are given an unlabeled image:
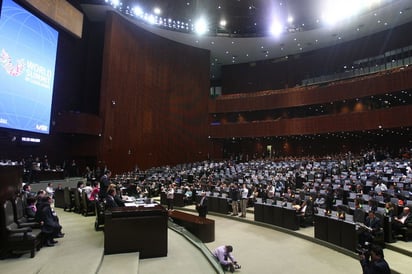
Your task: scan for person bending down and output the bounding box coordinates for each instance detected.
[359,244,390,274]
[213,245,240,273]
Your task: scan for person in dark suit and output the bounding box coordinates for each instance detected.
[359,244,390,274]
[358,210,381,247]
[196,191,208,218]
[36,196,63,246]
[105,188,119,209]
[99,170,111,199]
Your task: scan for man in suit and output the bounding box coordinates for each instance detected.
[99,170,111,199]
[392,206,412,238]
[358,210,381,247]
[36,196,63,246]
[105,188,119,209]
[196,191,208,218]
[229,184,240,216]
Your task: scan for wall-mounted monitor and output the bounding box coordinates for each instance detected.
[0,0,59,134]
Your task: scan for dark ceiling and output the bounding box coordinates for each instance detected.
[72,1,412,80]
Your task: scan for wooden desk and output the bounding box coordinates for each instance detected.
[314,213,357,252]
[53,189,65,208]
[282,207,300,231]
[104,204,168,258]
[168,210,215,243]
[254,203,264,222]
[259,203,300,230]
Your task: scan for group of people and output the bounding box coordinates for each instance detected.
[164,182,208,218]
[21,184,65,247]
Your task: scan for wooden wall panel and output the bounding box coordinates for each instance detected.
[209,105,412,138]
[210,68,412,113]
[98,12,210,173]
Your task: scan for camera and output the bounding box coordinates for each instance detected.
[356,247,369,256]
[356,242,371,257]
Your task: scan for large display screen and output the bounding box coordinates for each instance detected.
[0,0,58,134]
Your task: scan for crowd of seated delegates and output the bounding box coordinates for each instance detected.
[91,148,411,224]
[21,155,51,183]
[110,176,162,199]
[22,155,87,183]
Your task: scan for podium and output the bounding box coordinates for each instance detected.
[104,204,168,258]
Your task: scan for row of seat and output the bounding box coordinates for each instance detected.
[55,188,95,217]
[0,197,42,258]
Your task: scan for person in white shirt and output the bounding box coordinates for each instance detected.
[82,182,93,199]
[374,180,388,195]
[166,184,175,210]
[239,184,249,217]
[45,183,55,197]
[213,245,240,273]
[266,184,275,200]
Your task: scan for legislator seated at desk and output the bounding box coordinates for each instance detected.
[358,210,384,248]
[105,188,125,209]
[104,204,168,258]
[392,206,412,241]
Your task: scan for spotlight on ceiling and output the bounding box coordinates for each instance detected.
[321,0,363,26]
[153,7,161,15]
[269,21,283,37]
[219,19,227,27]
[194,17,208,35]
[133,6,143,17]
[106,0,120,8]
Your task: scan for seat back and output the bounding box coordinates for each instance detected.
[14,197,25,221]
[354,208,366,223]
[64,187,73,211]
[1,200,42,258]
[81,191,95,216]
[94,200,106,230]
[73,190,82,213]
[3,200,16,230]
[304,199,314,216]
[81,191,89,209]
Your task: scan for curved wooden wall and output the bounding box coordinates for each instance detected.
[209,105,412,138]
[98,12,210,172]
[210,68,412,113]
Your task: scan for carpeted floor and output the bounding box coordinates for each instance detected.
[1,206,410,274]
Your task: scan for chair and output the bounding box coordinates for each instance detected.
[354,208,366,223]
[81,192,95,216]
[53,189,65,208]
[397,222,412,242]
[63,187,73,212]
[73,190,82,214]
[373,212,386,247]
[0,200,42,258]
[13,197,40,228]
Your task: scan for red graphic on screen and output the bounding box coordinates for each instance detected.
[0,48,25,76]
